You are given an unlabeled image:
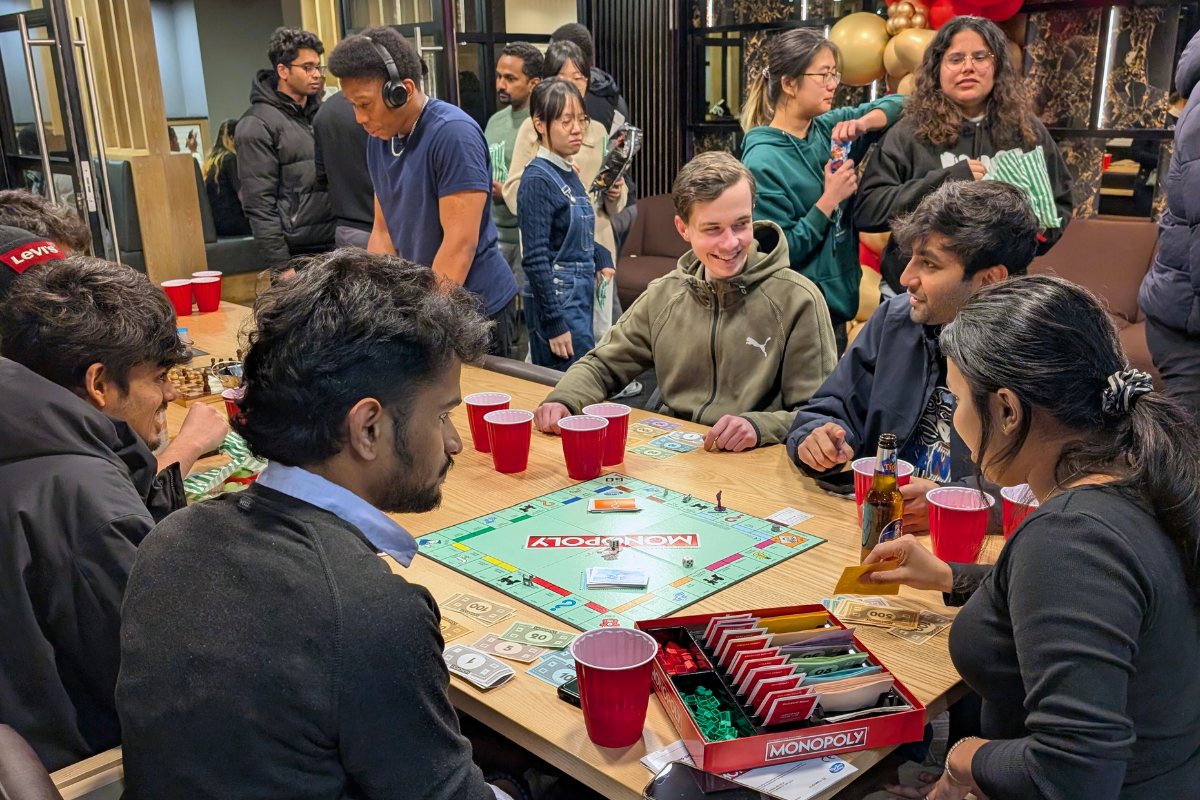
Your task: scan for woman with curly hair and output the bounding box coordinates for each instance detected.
[855,16,1073,295]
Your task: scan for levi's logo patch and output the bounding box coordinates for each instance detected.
[0,241,61,273]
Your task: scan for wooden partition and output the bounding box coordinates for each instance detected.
[69,0,207,283]
[300,0,342,87]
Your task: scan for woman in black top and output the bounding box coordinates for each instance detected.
[203,119,251,236]
[865,276,1200,800]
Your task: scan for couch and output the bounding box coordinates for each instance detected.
[105,159,265,278]
[615,194,690,309]
[1028,216,1160,383]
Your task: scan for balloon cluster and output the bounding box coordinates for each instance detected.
[827,2,1024,91]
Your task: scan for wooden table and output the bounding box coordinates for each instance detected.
[175,303,988,800]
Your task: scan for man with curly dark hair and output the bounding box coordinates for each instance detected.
[235,27,334,271]
[0,188,91,253]
[855,16,1073,296]
[116,249,521,800]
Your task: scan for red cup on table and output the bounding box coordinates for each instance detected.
[558,415,609,480]
[221,386,245,423]
[192,276,222,312]
[927,486,995,563]
[464,392,511,452]
[852,456,915,524]
[161,279,193,316]
[583,402,630,466]
[1001,484,1039,540]
[570,628,659,748]
[483,409,533,473]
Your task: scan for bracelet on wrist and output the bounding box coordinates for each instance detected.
[944,736,980,787]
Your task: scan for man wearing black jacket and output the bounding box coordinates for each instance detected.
[789,182,1038,534]
[313,90,373,248]
[549,23,628,133]
[118,250,511,800]
[0,256,227,772]
[236,27,335,271]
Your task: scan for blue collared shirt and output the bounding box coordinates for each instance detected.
[255,463,417,567]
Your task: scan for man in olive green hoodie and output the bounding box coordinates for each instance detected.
[534,152,836,451]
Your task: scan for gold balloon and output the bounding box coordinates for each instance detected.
[909,12,927,29]
[891,15,912,32]
[887,2,902,18]
[895,1,915,17]
[911,0,929,14]
[828,12,890,86]
[884,36,909,78]
[893,27,937,74]
[886,17,900,35]
[897,73,917,95]
[860,231,891,256]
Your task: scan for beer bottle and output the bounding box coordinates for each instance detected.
[861,433,904,562]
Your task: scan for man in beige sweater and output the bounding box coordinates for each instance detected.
[534,152,836,451]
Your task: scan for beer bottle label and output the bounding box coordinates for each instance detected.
[877,449,897,476]
[878,518,903,544]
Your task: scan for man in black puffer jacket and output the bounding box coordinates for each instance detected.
[1138,27,1200,418]
[236,27,334,272]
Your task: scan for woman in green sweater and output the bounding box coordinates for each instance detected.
[740,29,903,342]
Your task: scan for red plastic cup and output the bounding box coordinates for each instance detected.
[927,487,996,563]
[464,392,511,452]
[570,628,659,748]
[192,276,222,312]
[583,403,630,466]
[191,270,222,279]
[1001,484,1039,540]
[484,409,533,473]
[852,457,915,523]
[558,415,609,480]
[161,279,193,317]
[1103,153,1113,170]
[221,386,245,422]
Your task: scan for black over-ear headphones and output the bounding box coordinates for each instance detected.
[365,36,409,109]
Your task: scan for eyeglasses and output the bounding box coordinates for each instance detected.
[803,71,841,88]
[556,114,590,131]
[943,50,994,70]
[289,62,328,76]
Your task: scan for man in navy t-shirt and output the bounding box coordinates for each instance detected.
[329,26,519,357]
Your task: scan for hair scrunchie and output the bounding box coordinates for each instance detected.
[1101,368,1154,415]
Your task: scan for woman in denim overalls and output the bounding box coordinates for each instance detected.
[517,78,613,370]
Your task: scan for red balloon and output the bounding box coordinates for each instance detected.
[930,0,981,28]
[980,0,1022,20]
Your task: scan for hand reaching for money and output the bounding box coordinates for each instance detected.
[861,535,955,593]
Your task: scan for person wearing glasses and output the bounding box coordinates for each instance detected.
[740,28,904,351]
[517,78,611,369]
[235,26,335,273]
[856,16,1073,297]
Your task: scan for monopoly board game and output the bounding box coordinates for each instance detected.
[416,474,825,631]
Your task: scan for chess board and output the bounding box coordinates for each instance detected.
[415,474,824,631]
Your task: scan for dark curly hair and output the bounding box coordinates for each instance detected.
[0,189,90,252]
[329,26,425,85]
[550,22,594,64]
[501,41,544,80]
[267,27,323,69]
[891,180,1038,279]
[233,249,492,467]
[905,16,1035,149]
[0,255,187,394]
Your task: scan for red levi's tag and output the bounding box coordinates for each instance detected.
[0,240,61,274]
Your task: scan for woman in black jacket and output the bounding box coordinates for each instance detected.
[203,119,251,236]
[865,276,1200,800]
[856,16,1073,294]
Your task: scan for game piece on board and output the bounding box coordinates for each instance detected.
[683,494,692,503]
[682,556,694,568]
[771,524,781,532]
[522,574,534,587]
[714,491,725,512]
[608,538,620,552]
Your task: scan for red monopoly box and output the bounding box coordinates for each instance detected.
[636,604,925,774]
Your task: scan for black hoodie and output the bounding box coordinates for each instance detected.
[587,67,629,134]
[0,358,177,771]
[855,115,1073,293]
[235,70,334,269]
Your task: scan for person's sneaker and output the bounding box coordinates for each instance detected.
[612,380,642,400]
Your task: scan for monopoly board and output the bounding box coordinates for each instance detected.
[415,474,824,630]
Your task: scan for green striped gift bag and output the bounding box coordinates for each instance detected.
[489,141,508,183]
[182,431,269,502]
[983,145,1062,229]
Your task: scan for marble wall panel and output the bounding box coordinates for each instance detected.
[1101,6,1178,131]
[690,129,739,157]
[1026,8,1101,129]
[1058,137,1104,218]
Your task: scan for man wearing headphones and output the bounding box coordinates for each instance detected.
[329,27,519,358]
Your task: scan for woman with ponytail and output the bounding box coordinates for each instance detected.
[740,29,903,341]
[864,276,1200,800]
